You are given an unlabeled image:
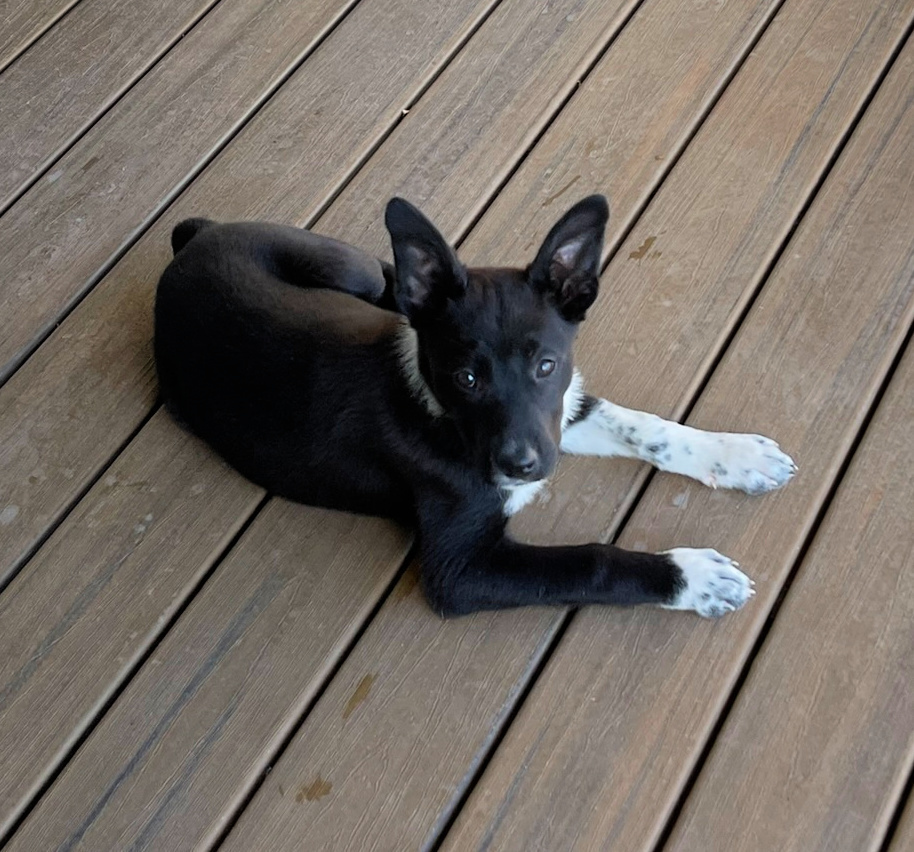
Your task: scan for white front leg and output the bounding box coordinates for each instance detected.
[561,392,796,495]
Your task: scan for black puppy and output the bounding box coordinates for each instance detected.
[154,196,795,617]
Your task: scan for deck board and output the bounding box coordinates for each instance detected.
[0,0,81,72]
[0,0,911,847]
[223,0,641,250]
[0,0,654,844]
[0,412,262,837]
[0,0,498,590]
[666,313,914,848]
[445,24,914,851]
[5,499,409,850]
[0,0,222,210]
[4,0,794,844]
[0,0,365,380]
[0,0,505,834]
[217,0,914,848]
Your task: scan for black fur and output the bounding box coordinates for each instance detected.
[154,196,685,615]
[566,392,600,427]
[170,217,214,254]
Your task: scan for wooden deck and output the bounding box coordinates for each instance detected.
[1,0,913,848]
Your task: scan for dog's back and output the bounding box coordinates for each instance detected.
[155,220,419,517]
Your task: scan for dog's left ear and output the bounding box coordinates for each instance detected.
[529,194,609,321]
[385,198,467,323]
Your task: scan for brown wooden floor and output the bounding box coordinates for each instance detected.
[1,0,913,848]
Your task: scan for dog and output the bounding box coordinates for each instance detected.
[154,195,796,617]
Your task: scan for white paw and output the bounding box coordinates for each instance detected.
[661,547,754,618]
[691,433,797,495]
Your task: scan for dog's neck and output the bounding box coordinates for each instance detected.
[393,322,445,418]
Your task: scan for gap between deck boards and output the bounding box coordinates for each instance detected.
[5,0,912,844]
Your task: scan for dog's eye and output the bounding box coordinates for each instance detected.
[536,358,556,378]
[454,369,477,391]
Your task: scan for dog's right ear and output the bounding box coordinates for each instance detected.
[529,195,609,321]
[385,198,467,322]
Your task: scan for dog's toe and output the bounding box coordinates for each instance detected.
[661,547,754,617]
[696,433,796,494]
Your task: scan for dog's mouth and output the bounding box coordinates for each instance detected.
[493,473,544,489]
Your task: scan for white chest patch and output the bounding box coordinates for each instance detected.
[394,322,444,417]
[501,479,548,516]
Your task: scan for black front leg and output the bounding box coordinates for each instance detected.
[416,490,753,618]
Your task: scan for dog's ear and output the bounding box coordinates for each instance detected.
[385,198,467,322]
[529,194,609,321]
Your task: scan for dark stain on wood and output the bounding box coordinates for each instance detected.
[629,236,656,260]
[342,673,376,720]
[297,776,332,802]
[541,174,580,207]
[393,570,419,602]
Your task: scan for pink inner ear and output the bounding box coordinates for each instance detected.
[406,245,439,278]
[554,236,586,270]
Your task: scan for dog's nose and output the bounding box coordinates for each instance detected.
[496,446,541,480]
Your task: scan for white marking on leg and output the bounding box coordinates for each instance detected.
[560,398,659,458]
[393,322,444,417]
[661,547,754,617]
[561,369,586,430]
[561,395,796,495]
[672,430,797,494]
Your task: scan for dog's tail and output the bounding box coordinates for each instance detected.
[171,217,215,254]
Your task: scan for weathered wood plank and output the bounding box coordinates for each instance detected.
[444,27,914,852]
[0,0,500,588]
[1,0,792,844]
[0,0,80,72]
[0,411,263,837]
[0,0,365,380]
[213,0,914,848]
[5,496,409,851]
[0,0,645,843]
[0,0,221,210]
[665,341,914,851]
[0,0,502,833]
[0,0,771,612]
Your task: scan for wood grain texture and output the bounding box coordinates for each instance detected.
[0,0,776,596]
[665,332,914,851]
[0,0,361,380]
[0,0,636,843]
[0,411,262,836]
[2,0,798,843]
[0,0,498,589]
[315,0,646,254]
[443,26,914,852]
[208,0,639,239]
[222,566,561,852]
[6,500,410,851]
[213,0,914,846]
[0,0,219,209]
[0,0,80,72]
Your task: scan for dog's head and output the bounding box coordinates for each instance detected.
[385,194,608,485]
